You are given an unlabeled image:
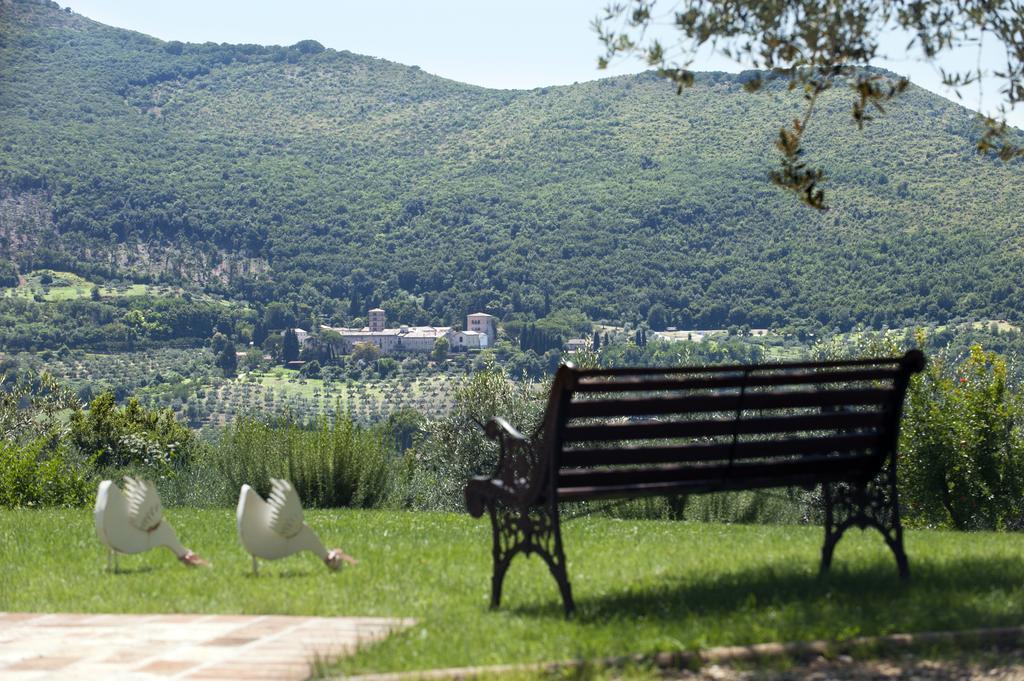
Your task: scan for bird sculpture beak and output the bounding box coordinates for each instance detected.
[325,548,357,570]
[179,550,209,567]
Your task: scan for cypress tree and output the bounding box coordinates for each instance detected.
[217,341,238,377]
[283,329,300,362]
[252,321,268,346]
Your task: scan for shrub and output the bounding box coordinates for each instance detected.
[67,392,199,471]
[408,369,544,510]
[203,413,391,508]
[815,331,1024,529]
[901,346,1024,529]
[300,359,321,379]
[0,371,80,443]
[0,438,93,508]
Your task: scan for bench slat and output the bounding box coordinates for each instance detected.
[557,453,879,495]
[560,432,881,467]
[562,411,885,443]
[566,388,891,419]
[570,353,916,377]
[557,471,858,501]
[572,367,899,393]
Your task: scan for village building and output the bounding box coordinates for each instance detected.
[450,329,483,350]
[466,312,497,347]
[303,309,493,356]
[564,338,590,352]
[368,308,386,332]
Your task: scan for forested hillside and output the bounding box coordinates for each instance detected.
[1,0,1022,334]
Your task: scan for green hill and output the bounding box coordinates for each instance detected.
[1,0,1022,334]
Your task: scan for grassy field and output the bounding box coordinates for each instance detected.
[245,370,455,409]
[185,370,458,427]
[1,509,1021,675]
[18,348,461,427]
[2,269,231,304]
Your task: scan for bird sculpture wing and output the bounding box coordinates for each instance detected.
[123,477,164,533]
[266,478,305,539]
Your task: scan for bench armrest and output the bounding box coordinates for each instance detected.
[464,416,543,516]
[484,416,528,447]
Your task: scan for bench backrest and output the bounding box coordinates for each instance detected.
[539,350,925,500]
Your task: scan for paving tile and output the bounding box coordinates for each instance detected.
[62,662,140,677]
[208,615,257,623]
[0,672,50,681]
[185,661,308,680]
[202,636,259,646]
[149,614,209,623]
[0,613,45,620]
[136,658,200,675]
[37,615,96,626]
[102,649,159,664]
[0,612,411,680]
[7,656,77,671]
[230,621,293,637]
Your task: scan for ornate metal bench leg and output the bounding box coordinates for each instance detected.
[820,482,838,575]
[548,526,575,616]
[819,461,910,580]
[487,504,511,609]
[487,500,575,614]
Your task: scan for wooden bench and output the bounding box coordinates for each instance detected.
[465,350,925,614]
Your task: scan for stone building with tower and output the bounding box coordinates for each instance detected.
[368,308,386,333]
[466,312,497,347]
[307,309,497,356]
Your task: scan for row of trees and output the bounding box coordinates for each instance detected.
[4,329,1024,531]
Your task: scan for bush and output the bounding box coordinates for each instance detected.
[299,359,321,379]
[0,438,93,508]
[202,414,391,508]
[901,345,1024,529]
[407,369,544,510]
[68,392,199,471]
[815,331,1024,529]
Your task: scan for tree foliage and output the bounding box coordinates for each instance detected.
[430,336,450,362]
[67,391,198,470]
[217,339,238,377]
[901,345,1024,529]
[814,330,1024,530]
[350,341,382,365]
[411,369,545,510]
[596,0,1024,208]
[0,370,79,445]
[282,329,300,363]
[1,0,1023,338]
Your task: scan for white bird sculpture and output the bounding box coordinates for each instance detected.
[236,478,357,575]
[94,477,207,571]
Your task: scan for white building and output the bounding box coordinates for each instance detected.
[466,312,497,347]
[315,309,495,355]
[564,338,589,352]
[450,329,484,350]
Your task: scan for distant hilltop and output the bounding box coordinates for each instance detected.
[2,0,1023,333]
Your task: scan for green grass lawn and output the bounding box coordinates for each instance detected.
[1,509,1021,675]
[2,269,235,304]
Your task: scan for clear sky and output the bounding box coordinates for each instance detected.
[60,0,1022,129]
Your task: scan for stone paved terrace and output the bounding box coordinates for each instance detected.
[0,612,414,680]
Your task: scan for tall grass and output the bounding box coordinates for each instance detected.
[198,414,392,508]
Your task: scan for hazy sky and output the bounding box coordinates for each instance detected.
[60,0,1022,129]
